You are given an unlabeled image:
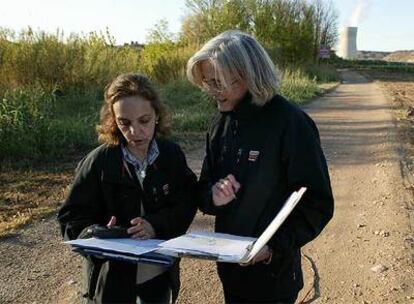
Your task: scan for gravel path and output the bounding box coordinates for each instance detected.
[0,70,412,303]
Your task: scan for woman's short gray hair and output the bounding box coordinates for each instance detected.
[187,30,280,106]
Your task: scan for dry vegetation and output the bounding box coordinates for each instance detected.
[0,164,73,238]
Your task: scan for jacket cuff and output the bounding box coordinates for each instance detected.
[77,224,100,239]
[143,214,168,239]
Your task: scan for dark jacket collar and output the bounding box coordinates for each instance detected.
[99,145,129,184]
[219,92,261,121]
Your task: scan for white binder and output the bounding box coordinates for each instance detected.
[157,187,307,263]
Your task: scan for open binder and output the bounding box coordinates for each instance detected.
[65,187,306,265]
[65,238,174,266]
[157,187,307,263]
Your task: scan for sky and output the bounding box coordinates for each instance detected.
[0,0,413,52]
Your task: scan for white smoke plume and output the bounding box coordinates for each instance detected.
[348,0,372,26]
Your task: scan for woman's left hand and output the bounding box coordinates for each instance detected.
[240,245,272,266]
[127,217,156,239]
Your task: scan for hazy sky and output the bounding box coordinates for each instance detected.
[0,0,413,52]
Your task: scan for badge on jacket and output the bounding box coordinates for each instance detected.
[248,150,260,162]
[162,184,170,195]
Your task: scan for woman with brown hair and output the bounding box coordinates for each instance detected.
[58,73,197,304]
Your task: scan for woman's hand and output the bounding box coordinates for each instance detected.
[106,215,117,227]
[240,245,273,266]
[212,174,241,206]
[127,217,156,240]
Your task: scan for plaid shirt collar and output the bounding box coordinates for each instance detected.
[121,139,159,170]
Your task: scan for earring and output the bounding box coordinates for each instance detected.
[155,120,159,125]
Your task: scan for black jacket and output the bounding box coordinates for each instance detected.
[58,139,197,303]
[197,94,334,301]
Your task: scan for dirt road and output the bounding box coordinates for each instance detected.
[0,70,413,303]
[299,70,413,303]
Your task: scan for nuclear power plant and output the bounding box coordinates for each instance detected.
[337,27,358,59]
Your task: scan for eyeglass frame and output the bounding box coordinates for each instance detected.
[201,77,239,93]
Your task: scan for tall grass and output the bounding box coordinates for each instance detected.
[305,64,339,83]
[0,27,335,163]
[0,28,141,91]
[140,42,200,84]
[0,88,52,158]
[0,88,98,161]
[280,70,322,104]
[160,79,214,132]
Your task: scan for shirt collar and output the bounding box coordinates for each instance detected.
[121,139,159,169]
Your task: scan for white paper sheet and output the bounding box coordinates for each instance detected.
[157,232,256,262]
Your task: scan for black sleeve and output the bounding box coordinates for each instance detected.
[144,145,197,239]
[196,151,216,214]
[57,154,106,240]
[270,109,334,255]
[196,135,230,215]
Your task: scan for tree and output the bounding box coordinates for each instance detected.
[180,0,338,67]
[181,0,252,44]
[311,0,338,60]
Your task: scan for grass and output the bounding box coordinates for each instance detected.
[0,88,99,163]
[280,69,323,104]
[0,69,333,163]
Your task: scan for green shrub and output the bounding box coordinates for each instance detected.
[0,88,54,159]
[305,64,339,83]
[280,69,322,104]
[0,87,99,161]
[0,28,141,92]
[160,79,214,133]
[140,42,199,84]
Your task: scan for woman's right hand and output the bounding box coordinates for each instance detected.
[212,174,241,206]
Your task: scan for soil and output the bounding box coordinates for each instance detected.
[0,70,413,303]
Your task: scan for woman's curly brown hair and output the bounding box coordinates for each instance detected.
[96,73,171,145]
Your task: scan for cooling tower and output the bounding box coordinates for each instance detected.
[337,27,358,60]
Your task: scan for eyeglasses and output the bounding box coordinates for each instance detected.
[201,78,238,92]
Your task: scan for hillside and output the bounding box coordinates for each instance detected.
[384,51,414,63]
[356,50,414,63]
[357,51,391,60]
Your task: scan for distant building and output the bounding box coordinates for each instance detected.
[121,41,144,50]
[336,27,358,60]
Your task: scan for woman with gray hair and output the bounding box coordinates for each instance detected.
[188,30,334,303]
